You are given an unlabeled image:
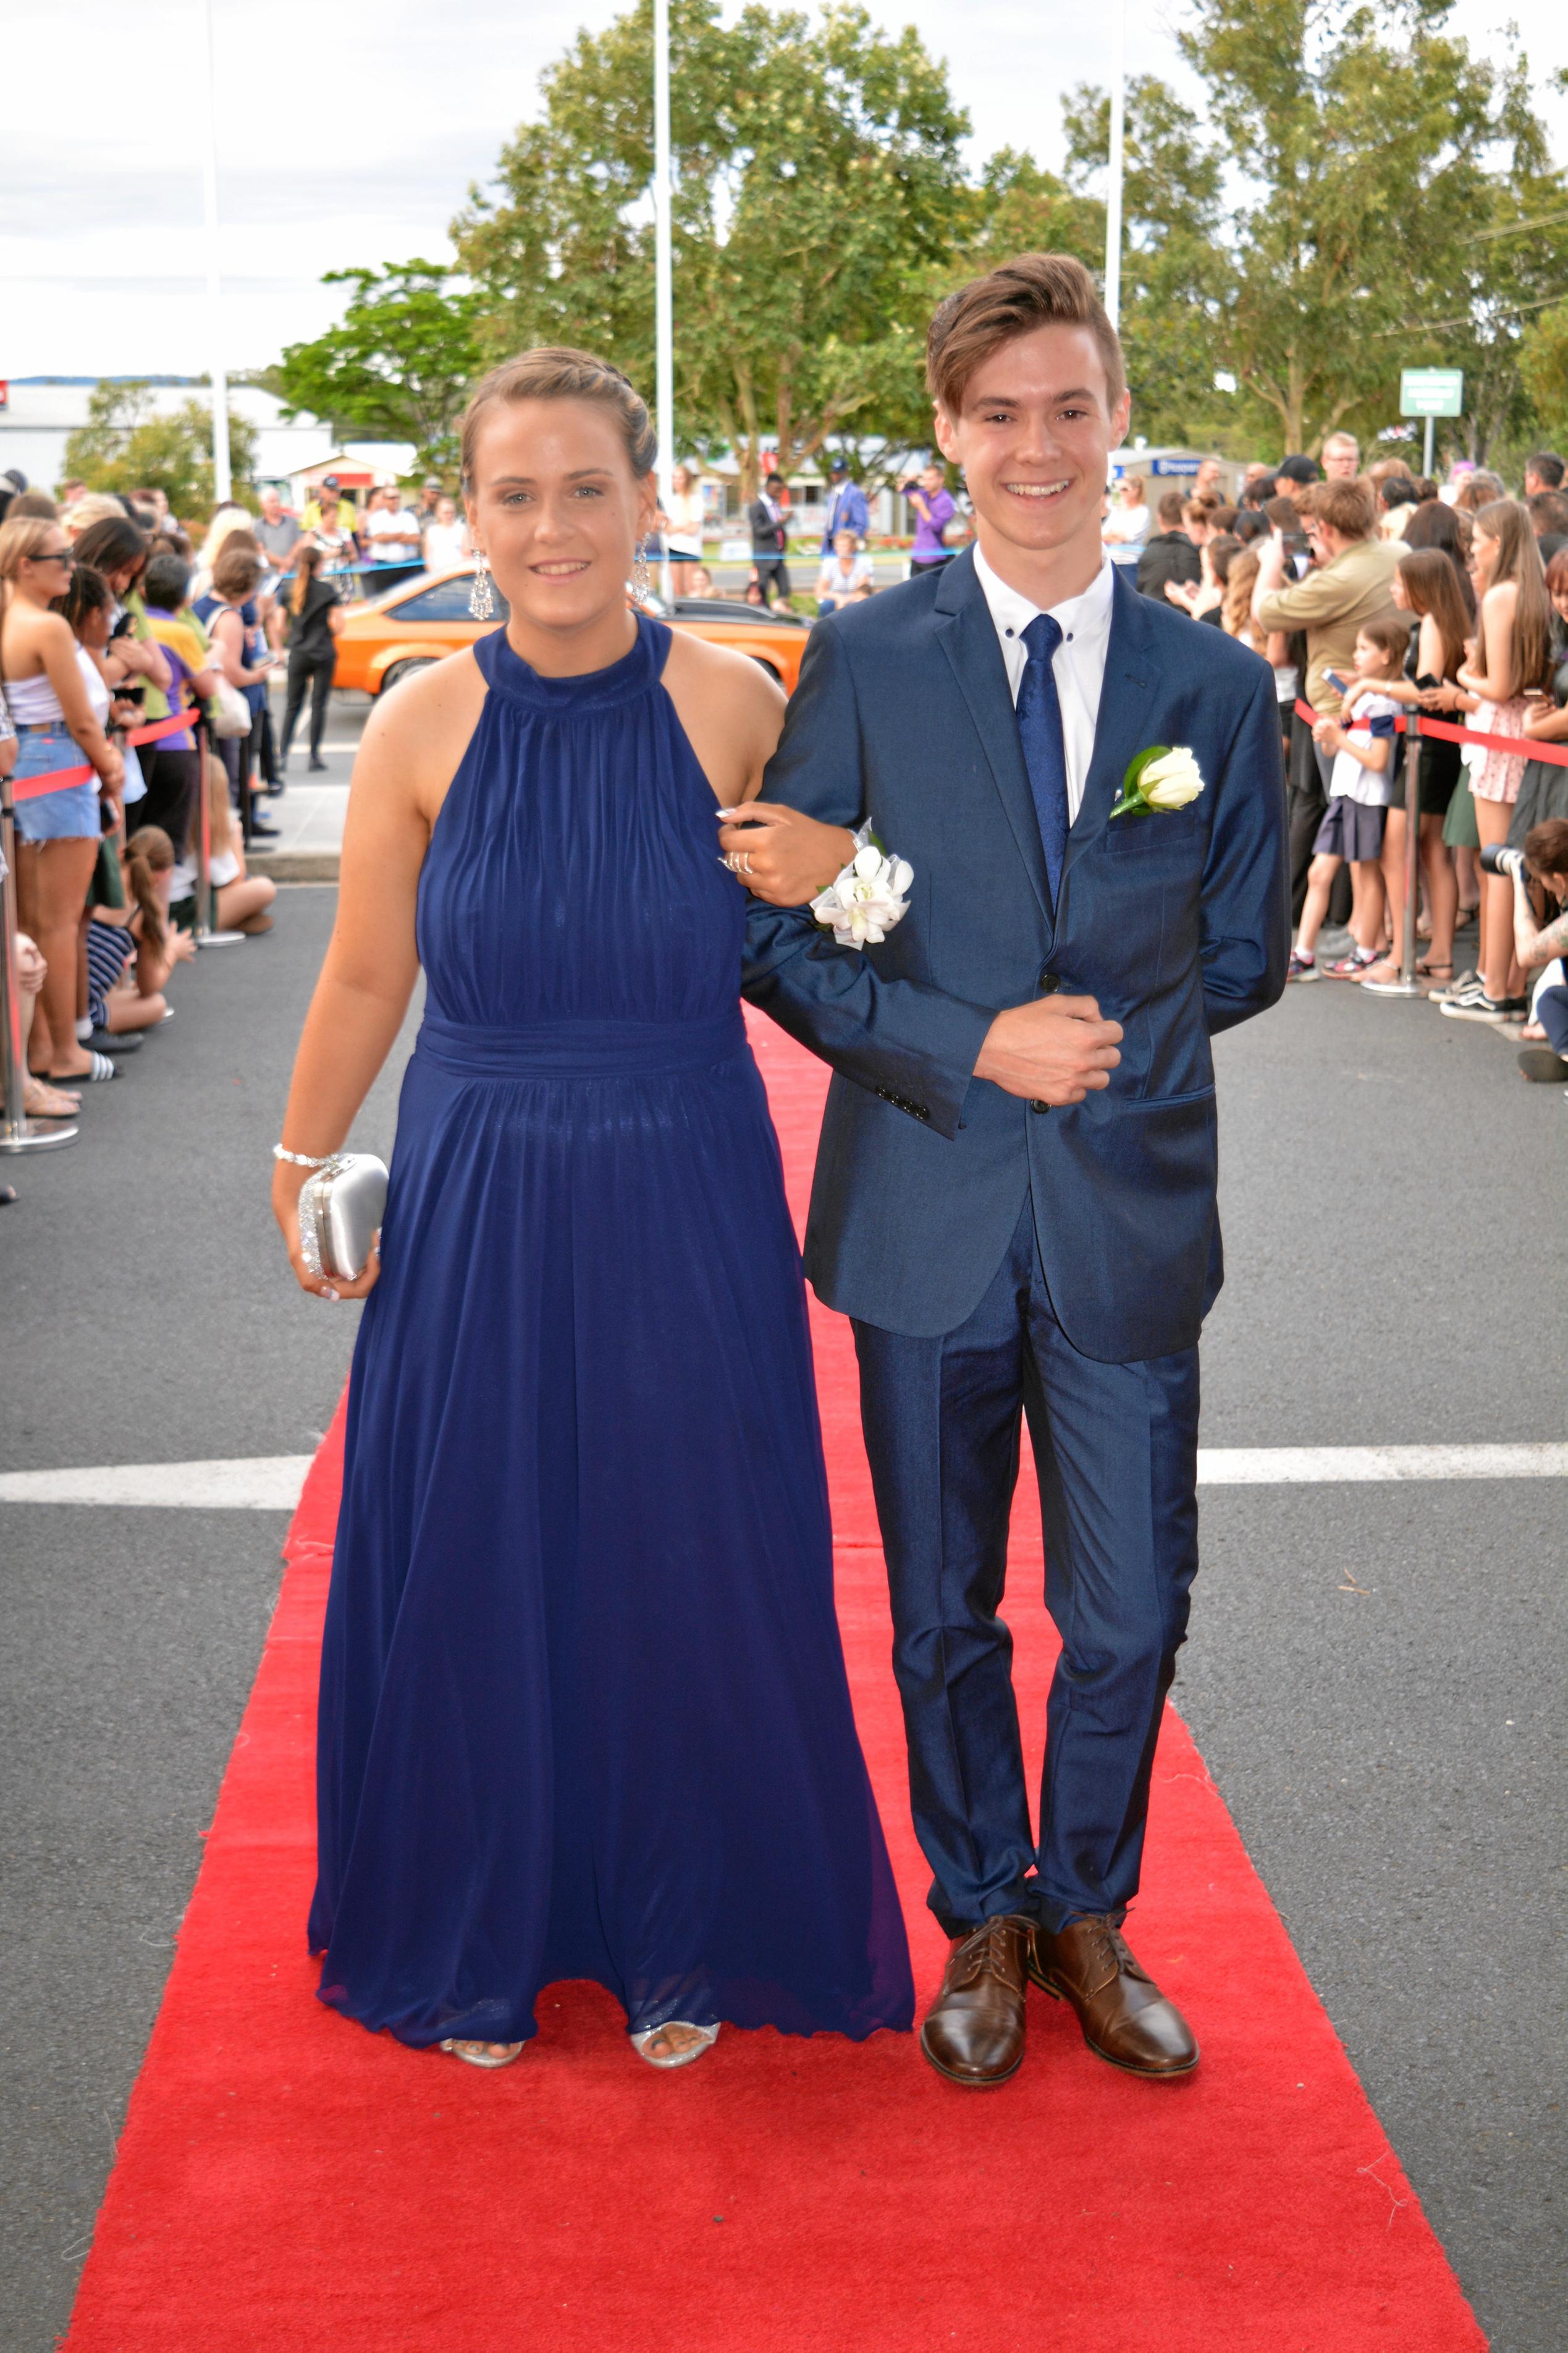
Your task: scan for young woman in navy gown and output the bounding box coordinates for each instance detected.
[272,349,912,2069]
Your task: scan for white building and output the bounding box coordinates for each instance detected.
[0,377,413,500]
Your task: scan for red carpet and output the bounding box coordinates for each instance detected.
[64,1016,1482,2352]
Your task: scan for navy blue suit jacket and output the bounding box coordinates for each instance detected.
[741,549,1289,1362]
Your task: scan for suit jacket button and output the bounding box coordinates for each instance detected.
[1030,1099,1050,1115]
[1038,971,1060,994]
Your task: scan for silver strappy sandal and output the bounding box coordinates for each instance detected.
[439,2037,525,2069]
[629,2022,720,2070]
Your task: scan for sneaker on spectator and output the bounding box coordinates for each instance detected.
[1441,989,1511,1022]
[1286,948,1320,983]
[1324,945,1380,979]
[1428,968,1478,1003]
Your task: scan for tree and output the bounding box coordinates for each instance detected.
[1423,155,1568,466]
[451,0,970,497]
[61,381,257,513]
[275,261,484,479]
[1176,0,1541,455]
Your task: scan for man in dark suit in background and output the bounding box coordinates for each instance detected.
[1135,488,1202,602]
[748,471,792,607]
[730,253,1289,2091]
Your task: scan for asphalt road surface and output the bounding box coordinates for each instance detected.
[2,888,1562,2351]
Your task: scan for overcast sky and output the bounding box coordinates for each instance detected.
[6,0,1563,382]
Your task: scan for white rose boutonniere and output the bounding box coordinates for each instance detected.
[1110,743,1206,822]
[811,825,914,948]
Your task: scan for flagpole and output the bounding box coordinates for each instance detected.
[652,0,675,602]
[1103,0,1126,331]
[198,0,232,505]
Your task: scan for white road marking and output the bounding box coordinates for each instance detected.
[1195,1443,1568,1484]
[0,1457,313,1510]
[0,1442,1562,1511]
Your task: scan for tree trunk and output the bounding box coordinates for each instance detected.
[731,363,761,502]
[1285,347,1304,453]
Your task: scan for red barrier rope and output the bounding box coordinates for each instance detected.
[1293,696,1568,767]
[10,708,200,803]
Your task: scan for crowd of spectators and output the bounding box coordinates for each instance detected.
[1106,439,1568,1078]
[0,477,287,1134]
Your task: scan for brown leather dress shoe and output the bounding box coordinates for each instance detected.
[919,1913,1032,2087]
[1029,1916,1199,2078]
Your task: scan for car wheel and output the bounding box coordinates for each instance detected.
[379,659,437,695]
[748,657,782,683]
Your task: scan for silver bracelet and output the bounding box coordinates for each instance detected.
[273,1143,337,1167]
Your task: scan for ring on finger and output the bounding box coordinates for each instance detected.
[740,852,753,874]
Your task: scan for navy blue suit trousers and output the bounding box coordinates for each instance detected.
[854,1198,1199,1934]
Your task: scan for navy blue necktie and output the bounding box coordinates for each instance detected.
[1016,612,1069,912]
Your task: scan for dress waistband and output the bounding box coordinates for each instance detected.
[415,1008,748,1079]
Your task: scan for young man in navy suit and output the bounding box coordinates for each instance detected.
[727,255,1289,2088]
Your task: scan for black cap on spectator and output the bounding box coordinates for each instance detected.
[1276,455,1321,486]
[2,468,27,494]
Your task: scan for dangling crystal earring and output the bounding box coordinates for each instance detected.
[631,543,652,604]
[469,549,495,621]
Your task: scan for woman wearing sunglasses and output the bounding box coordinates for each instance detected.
[0,517,125,1083]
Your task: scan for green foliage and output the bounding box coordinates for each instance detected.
[450,0,969,496]
[1176,0,1552,457]
[271,0,1568,485]
[60,381,257,514]
[1519,296,1568,450]
[275,261,483,478]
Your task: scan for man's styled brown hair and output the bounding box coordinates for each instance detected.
[926,253,1126,416]
[1307,478,1377,541]
[1156,490,1186,528]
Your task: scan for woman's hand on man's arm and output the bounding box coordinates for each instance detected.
[717,803,856,905]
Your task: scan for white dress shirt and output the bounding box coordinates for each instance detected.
[972,544,1115,822]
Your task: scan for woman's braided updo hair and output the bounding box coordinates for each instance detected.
[459,347,657,491]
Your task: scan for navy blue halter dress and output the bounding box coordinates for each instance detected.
[308,614,913,2049]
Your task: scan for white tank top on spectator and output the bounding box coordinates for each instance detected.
[664,489,705,556]
[208,847,240,888]
[4,670,66,724]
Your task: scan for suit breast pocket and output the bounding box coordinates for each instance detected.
[1103,809,1205,855]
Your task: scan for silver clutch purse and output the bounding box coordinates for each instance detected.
[297,1152,389,1282]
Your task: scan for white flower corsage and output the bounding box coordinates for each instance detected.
[1110,743,1206,819]
[811,820,913,948]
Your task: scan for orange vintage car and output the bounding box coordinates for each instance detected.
[331,566,811,698]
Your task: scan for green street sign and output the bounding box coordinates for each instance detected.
[1401,367,1464,418]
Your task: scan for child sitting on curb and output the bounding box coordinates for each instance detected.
[84,825,195,1038]
[1289,612,1410,981]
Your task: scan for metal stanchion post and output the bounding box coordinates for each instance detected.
[0,771,78,1152]
[192,720,244,948]
[1380,712,1424,997]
